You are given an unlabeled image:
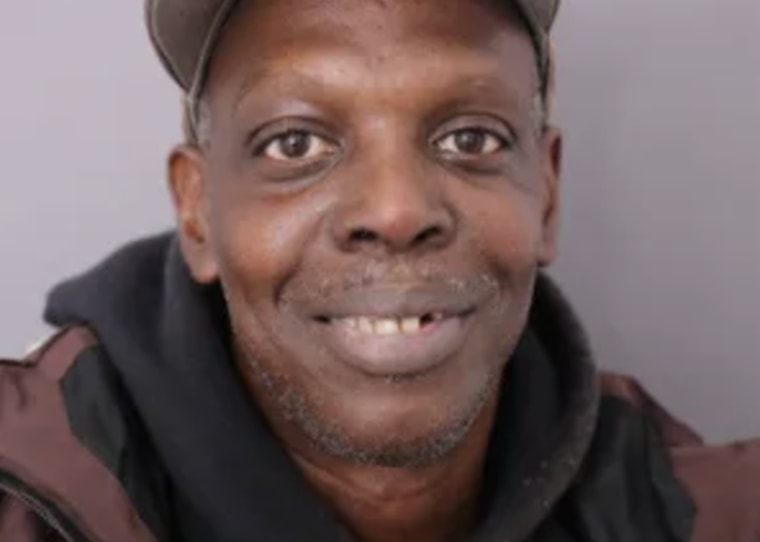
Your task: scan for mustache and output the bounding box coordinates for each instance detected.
[283,260,500,301]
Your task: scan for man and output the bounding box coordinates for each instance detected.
[1,0,758,540]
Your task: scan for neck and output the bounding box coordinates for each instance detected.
[289,394,499,542]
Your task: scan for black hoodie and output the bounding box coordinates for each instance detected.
[43,233,694,542]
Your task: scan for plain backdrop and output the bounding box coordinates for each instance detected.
[1,1,758,442]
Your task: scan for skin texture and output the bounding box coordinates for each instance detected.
[168,0,562,540]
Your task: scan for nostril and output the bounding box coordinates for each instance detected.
[413,226,443,246]
[349,228,379,243]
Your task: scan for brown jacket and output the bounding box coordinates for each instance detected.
[2,326,759,542]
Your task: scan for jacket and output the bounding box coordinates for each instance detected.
[1,233,759,541]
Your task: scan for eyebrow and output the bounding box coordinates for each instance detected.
[233,71,326,114]
[233,68,526,116]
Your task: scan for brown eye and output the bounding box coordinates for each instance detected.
[261,130,336,161]
[436,128,505,155]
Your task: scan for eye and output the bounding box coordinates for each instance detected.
[259,130,337,161]
[435,128,507,156]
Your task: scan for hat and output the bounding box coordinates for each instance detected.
[145,0,560,101]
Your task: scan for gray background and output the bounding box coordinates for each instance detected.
[1,1,758,442]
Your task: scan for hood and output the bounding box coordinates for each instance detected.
[45,233,600,542]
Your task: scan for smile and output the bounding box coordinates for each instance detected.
[326,313,446,336]
[314,309,471,378]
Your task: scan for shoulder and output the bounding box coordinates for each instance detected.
[0,327,160,542]
[0,327,99,444]
[2,326,98,372]
[672,438,760,542]
[600,372,760,542]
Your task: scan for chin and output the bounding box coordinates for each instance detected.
[234,309,513,467]
[287,363,501,468]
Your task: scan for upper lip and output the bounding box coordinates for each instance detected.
[309,285,479,320]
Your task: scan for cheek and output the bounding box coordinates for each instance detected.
[467,187,546,272]
[206,180,330,307]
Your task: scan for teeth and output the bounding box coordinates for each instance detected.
[343,318,359,329]
[338,316,431,335]
[401,317,421,334]
[374,319,401,335]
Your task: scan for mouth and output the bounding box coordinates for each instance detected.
[312,305,474,378]
[317,312,447,335]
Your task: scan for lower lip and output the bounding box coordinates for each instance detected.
[315,316,469,378]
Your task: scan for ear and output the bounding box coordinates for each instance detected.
[168,145,219,283]
[537,126,563,267]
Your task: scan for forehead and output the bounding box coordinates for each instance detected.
[220,0,524,44]
[205,0,536,113]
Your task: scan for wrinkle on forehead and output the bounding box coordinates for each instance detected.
[231,46,531,108]
[193,0,542,144]
[211,0,532,83]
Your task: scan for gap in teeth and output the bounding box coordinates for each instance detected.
[337,314,442,335]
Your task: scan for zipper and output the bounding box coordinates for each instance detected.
[0,480,78,542]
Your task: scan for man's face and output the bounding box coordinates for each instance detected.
[172,0,561,466]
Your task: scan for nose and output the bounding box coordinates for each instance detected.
[329,153,456,255]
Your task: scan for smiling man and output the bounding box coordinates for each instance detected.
[1,1,759,541]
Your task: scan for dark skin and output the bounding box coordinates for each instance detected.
[168,0,562,540]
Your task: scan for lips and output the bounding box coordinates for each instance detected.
[307,286,478,378]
